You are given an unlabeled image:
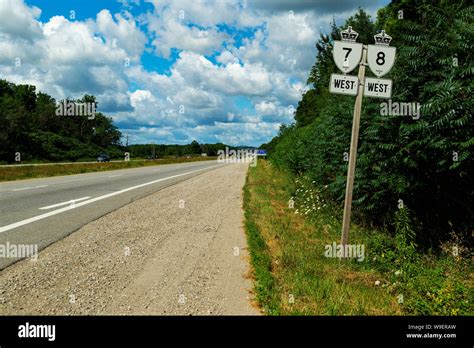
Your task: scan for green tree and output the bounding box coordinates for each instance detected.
[268,2,474,247]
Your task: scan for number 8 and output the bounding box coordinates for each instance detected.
[376,51,385,65]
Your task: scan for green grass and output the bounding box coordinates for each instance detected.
[243,160,473,315]
[0,156,217,182]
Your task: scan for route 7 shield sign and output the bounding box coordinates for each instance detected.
[367,45,396,77]
[333,41,363,74]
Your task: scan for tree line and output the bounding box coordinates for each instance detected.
[128,141,231,158]
[0,80,232,163]
[0,80,122,162]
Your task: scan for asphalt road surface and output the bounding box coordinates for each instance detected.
[0,163,258,315]
[0,160,222,269]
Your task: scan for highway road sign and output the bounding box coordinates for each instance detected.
[367,45,396,77]
[333,41,363,74]
[367,31,396,77]
[328,27,397,253]
[364,77,392,98]
[329,74,359,96]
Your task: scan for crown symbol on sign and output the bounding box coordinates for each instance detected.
[374,30,392,46]
[340,26,359,42]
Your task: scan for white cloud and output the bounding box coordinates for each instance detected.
[255,101,277,115]
[145,0,244,27]
[0,0,148,113]
[95,10,147,58]
[171,51,273,96]
[233,10,326,81]
[247,0,380,14]
[146,11,229,58]
[217,51,239,65]
[0,0,42,41]
[0,0,376,146]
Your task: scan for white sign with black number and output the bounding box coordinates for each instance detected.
[367,45,396,77]
[329,74,359,96]
[333,41,363,74]
[364,77,392,98]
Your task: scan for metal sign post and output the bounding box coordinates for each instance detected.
[329,28,396,256]
[340,44,367,250]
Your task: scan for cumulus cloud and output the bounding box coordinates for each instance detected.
[0,0,42,41]
[233,10,326,82]
[145,0,247,27]
[0,0,148,113]
[147,13,230,58]
[247,0,380,14]
[255,101,277,115]
[171,51,273,96]
[0,0,385,146]
[216,51,239,65]
[95,10,147,58]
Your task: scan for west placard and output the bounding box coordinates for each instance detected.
[364,77,392,98]
[329,74,359,96]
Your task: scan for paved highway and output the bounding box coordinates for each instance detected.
[0,160,223,269]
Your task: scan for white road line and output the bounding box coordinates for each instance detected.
[0,165,219,234]
[108,174,122,178]
[12,185,48,192]
[39,197,91,210]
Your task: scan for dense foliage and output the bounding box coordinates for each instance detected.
[268,1,473,248]
[0,79,123,162]
[0,80,232,162]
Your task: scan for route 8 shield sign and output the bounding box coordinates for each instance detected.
[367,45,396,77]
[333,41,363,74]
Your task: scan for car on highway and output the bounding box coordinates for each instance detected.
[97,153,110,162]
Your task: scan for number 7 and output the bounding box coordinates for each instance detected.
[343,47,352,59]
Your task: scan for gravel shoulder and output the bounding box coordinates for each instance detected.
[0,163,259,315]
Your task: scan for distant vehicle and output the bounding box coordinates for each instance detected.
[147,156,157,160]
[97,154,110,162]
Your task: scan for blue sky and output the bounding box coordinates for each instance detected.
[0,0,390,146]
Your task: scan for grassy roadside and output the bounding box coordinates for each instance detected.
[0,156,217,182]
[243,160,473,315]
